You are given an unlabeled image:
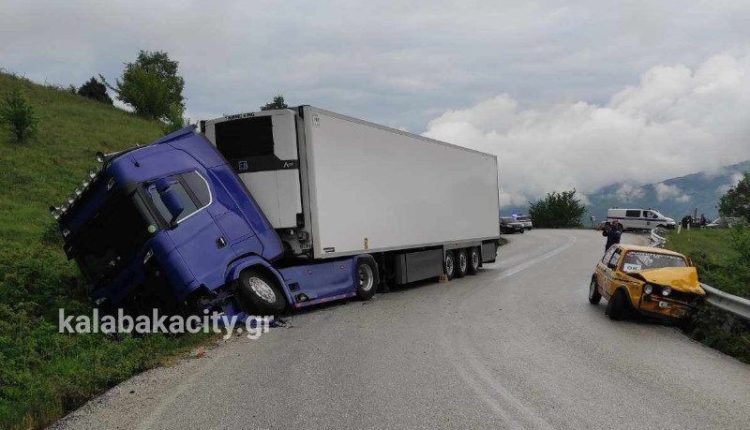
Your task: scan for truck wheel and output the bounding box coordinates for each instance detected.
[588,277,601,304]
[355,258,377,301]
[455,249,468,278]
[238,270,286,314]
[468,247,480,275]
[444,251,455,280]
[606,289,628,320]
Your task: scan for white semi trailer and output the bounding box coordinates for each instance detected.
[201,105,500,285]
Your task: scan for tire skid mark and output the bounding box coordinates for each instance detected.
[440,232,577,429]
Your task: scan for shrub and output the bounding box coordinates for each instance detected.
[528,189,586,228]
[0,89,38,143]
[77,77,112,104]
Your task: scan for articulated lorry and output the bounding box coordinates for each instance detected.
[52,106,500,316]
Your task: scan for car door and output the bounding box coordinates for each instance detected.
[596,247,616,291]
[601,248,622,299]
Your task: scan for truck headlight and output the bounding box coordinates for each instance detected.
[661,286,671,296]
[644,284,653,295]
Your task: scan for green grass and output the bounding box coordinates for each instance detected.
[665,228,750,363]
[0,72,210,429]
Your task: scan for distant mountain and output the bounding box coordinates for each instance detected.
[503,160,750,223]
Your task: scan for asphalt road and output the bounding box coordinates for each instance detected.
[53,229,750,430]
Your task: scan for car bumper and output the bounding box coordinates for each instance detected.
[638,294,695,319]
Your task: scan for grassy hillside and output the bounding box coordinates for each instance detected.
[665,228,750,363]
[0,72,208,429]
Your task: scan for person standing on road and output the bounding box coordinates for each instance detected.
[602,219,623,252]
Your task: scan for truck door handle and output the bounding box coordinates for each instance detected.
[216,237,227,248]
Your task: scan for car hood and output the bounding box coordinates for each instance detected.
[633,267,705,295]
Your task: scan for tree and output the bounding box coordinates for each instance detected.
[162,103,188,135]
[0,89,38,143]
[260,95,288,111]
[77,77,113,104]
[719,172,750,223]
[528,189,586,228]
[105,50,185,120]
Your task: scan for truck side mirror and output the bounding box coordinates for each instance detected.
[155,178,184,227]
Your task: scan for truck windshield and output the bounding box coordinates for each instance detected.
[72,191,155,286]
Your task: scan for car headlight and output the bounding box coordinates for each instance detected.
[644,284,653,295]
[661,286,671,296]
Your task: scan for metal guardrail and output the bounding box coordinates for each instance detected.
[647,228,749,320]
[649,228,666,248]
[701,283,750,321]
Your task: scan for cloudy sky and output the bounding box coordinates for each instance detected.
[3,0,750,206]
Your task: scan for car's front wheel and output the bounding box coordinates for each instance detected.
[606,289,629,320]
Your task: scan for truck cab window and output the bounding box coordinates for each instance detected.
[146,171,210,225]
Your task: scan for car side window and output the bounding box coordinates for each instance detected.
[602,247,616,263]
[607,249,621,269]
[625,210,640,218]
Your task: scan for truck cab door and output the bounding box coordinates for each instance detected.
[145,171,234,290]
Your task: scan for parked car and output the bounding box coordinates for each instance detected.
[514,215,533,230]
[589,244,705,320]
[607,208,676,231]
[500,217,525,234]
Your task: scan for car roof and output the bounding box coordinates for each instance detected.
[614,244,685,258]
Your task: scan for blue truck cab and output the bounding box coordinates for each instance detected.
[53,126,375,316]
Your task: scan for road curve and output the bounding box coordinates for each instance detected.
[53,229,750,430]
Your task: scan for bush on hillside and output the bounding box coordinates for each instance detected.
[0,89,38,143]
[77,77,112,104]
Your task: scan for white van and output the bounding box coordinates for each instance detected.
[607,208,676,231]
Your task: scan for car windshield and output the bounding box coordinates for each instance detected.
[620,251,687,273]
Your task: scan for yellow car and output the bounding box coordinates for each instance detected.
[589,244,705,320]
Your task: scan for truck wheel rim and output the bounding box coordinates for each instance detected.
[445,256,454,275]
[459,253,467,272]
[358,264,374,291]
[471,250,479,269]
[248,277,276,303]
[589,280,596,299]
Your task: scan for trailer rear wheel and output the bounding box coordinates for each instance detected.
[238,270,286,314]
[455,249,468,278]
[355,258,378,301]
[444,251,455,280]
[468,247,480,275]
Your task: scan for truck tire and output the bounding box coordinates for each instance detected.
[444,251,456,280]
[468,247,480,275]
[455,249,468,278]
[355,258,378,301]
[606,289,628,320]
[588,277,601,304]
[238,270,286,314]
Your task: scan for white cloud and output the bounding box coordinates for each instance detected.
[615,184,645,201]
[654,183,690,202]
[424,53,750,207]
[716,172,746,195]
